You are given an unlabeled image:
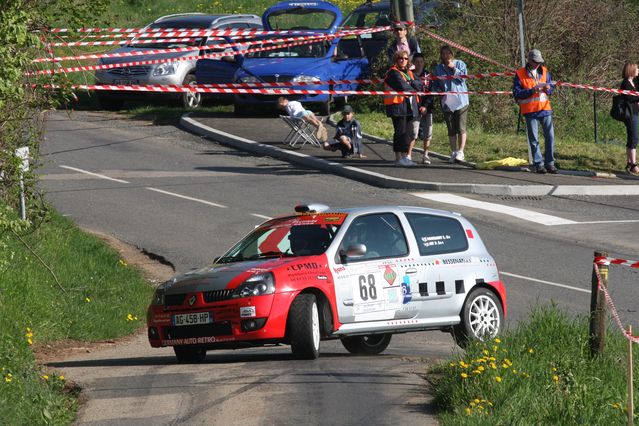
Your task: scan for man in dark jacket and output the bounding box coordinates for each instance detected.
[386,22,421,65]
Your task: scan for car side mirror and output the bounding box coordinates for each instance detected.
[333,54,348,62]
[339,243,367,263]
[221,55,236,63]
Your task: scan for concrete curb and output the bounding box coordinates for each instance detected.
[180,114,639,196]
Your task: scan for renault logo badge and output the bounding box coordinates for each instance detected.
[188,295,197,306]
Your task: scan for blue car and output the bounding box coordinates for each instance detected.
[196,1,369,116]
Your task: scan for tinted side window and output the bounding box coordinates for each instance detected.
[405,213,469,256]
[339,213,408,260]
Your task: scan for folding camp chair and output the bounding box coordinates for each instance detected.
[280,115,322,148]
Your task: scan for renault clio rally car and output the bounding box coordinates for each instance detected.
[147,204,506,362]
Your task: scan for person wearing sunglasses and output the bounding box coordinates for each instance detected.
[513,49,558,174]
[386,22,421,65]
[384,51,421,167]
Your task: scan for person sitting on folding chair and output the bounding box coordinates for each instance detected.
[277,97,327,142]
[324,104,366,159]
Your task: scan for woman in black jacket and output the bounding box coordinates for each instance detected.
[620,62,639,175]
[384,51,420,167]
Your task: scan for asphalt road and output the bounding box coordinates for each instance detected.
[40,110,639,425]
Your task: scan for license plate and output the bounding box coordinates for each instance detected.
[112,79,139,85]
[172,312,212,326]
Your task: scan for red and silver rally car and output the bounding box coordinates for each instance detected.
[147,204,507,362]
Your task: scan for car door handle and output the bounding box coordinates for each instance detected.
[343,299,354,306]
[405,268,418,275]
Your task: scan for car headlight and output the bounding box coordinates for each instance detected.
[151,284,166,305]
[153,62,177,76]
[232,273,275,298]
[292,75,321,83]
[239,75,260,83]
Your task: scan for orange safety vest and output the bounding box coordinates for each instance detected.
[384,66,419,105]
[515,66,552,115]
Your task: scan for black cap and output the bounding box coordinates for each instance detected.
[341,105,353,114]
[392,22,406,30]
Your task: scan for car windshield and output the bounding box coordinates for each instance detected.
[267,8,336,30]
[129,21,210,49]
[246,39,328,58]
[217,214,347,263]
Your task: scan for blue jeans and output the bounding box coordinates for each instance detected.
[525,114,555,166]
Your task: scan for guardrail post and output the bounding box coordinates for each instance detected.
[589,250,608,358]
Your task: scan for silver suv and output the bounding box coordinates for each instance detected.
[95,13,262,110]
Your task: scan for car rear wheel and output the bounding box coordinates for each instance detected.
[287,294,320,359]
[452,288,503,347]
[340,334,392,355]
[181,74,202,109]
[173,346,207,363]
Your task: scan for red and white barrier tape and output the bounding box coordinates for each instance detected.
[47,26,387,47]
[45,27,341,36]
[34,27,382,63]
[593,263,639,344]
[49,83,509,96]
[32,29,383,75]
[594,256,639,269]
[419,27,514,71]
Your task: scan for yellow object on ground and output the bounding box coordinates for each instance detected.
[476,157,528,170]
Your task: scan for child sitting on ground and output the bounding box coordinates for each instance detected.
[277,97,328,142]
[326,104,365,158]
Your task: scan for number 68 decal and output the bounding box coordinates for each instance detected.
[358,274,377,301]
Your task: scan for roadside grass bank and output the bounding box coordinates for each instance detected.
[432,306,637,425]
[0,205,153,425]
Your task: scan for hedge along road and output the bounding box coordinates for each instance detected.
[39,110,639,425]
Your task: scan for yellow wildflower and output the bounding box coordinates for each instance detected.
[474,399,480,404]
[483,349,490,356]
[528,348,534,353]
[472,369,481,375]
[85,297,91,303]
[126,314,138,321]
[478,366,485,372]
[470,401,476,407]
[495,376,502,382]
[494,338,501,343]
[553,375,559,382]
[58,375,65,381]
[460,373,468,379]
[465,407,472,415]
[118,259,127,267]
[4,373,13,383]
[41,375,49,380]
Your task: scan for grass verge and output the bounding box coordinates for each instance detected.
[0,205,153,425]
[351,110,627,173]
[432,305,637,425]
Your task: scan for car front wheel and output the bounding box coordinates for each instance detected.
[452,287,503,347]
[287,294,320,359]
[340,334,392,355]
[181,74,202,109]
[173,346,207,363]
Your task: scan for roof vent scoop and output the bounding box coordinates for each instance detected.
[294,203,330,214]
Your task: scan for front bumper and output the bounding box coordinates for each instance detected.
[147,291,296,349]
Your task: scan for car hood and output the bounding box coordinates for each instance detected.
[99,47,197,65]
[238,57,330,78]
[163,258,290,294]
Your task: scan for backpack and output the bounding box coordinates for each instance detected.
[610,95,630,122]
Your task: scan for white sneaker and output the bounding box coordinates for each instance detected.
[449,151,458,163]
[456,151,465,162]
[398,157,413,167]
[421,154,431,165]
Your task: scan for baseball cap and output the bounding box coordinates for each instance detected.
[341,104,353,114]
[392,22,406,30]
[528,49,544,63]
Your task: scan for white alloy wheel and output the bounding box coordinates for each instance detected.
[311,301,320,351]
[468,294,500,339]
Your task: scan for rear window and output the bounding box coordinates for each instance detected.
[267,8,336,30]
[405,213,469,256]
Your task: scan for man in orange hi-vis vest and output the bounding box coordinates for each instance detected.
[513,49,557,174]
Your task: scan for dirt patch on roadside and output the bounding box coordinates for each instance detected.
[34,229,175,364]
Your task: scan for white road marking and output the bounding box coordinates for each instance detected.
[411,192,577,226]
[145,187,227,208]
[59,165,130,184]
[251,213,272,220]
[501,271,590,294]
